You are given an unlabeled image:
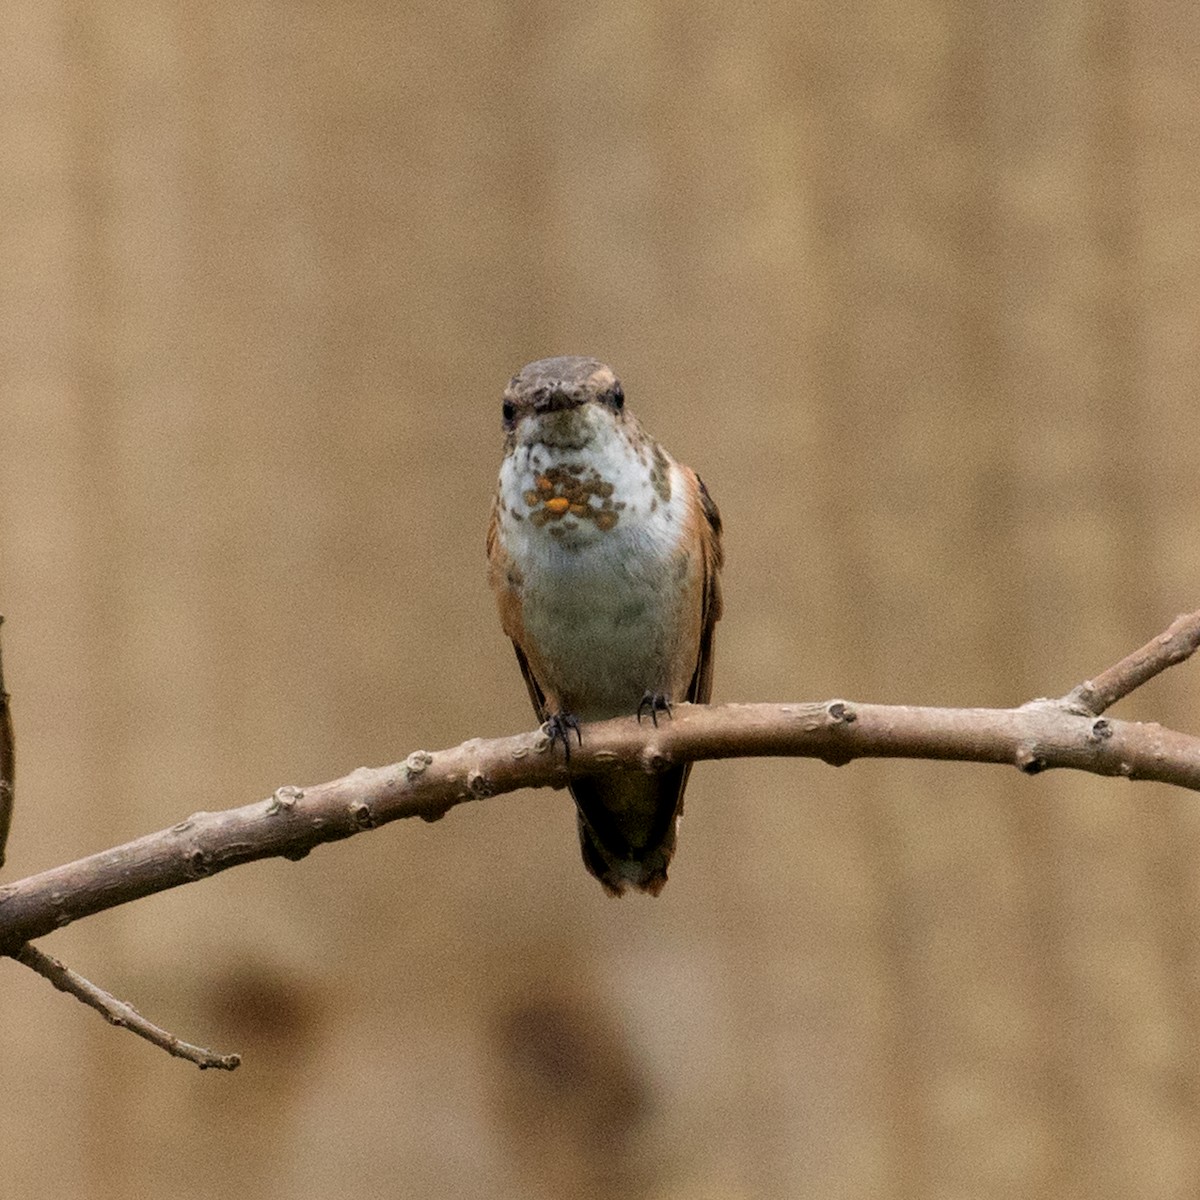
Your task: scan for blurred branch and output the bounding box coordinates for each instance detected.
[0,608,1196,957]
[0,615,14,869]
[0,618,240,1070]
[14,943,240,1070]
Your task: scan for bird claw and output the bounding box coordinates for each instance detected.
[543,713,583,761]
[636,692,673,728]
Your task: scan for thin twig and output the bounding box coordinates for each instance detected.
[14,942,240,1070]
[0,610,1197,950]
[1062,609,1200,716]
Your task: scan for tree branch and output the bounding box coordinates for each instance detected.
[0,609,1197,956]
[14,943,240,1070]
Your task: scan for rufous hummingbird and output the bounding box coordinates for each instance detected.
[487,356,723,895]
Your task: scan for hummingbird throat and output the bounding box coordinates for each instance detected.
[505,413,675,542]
[521,464,623,531]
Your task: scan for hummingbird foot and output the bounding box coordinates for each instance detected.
[543,712,583,761]
[636,691,673,728]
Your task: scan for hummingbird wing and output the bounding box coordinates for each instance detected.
[685,473,724,708]
[511,639,549,722]
[488,495,552,719]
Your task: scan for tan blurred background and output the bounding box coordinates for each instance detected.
[2,2,1199,1197]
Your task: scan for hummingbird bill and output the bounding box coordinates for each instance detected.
[487,356,723,895]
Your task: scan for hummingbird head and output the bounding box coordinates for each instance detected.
[501,356,627,450]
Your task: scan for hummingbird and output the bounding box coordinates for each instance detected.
[487,356,723,895]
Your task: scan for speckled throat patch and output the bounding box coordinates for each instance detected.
[522,464,625,532]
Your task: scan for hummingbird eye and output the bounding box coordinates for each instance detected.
[609,384,624,411]
[501,400,516,427]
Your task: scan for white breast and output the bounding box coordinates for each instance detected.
[497,411,696,719]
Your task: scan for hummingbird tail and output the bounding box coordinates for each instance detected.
[576,819,672,897]
[570,769,688,897]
